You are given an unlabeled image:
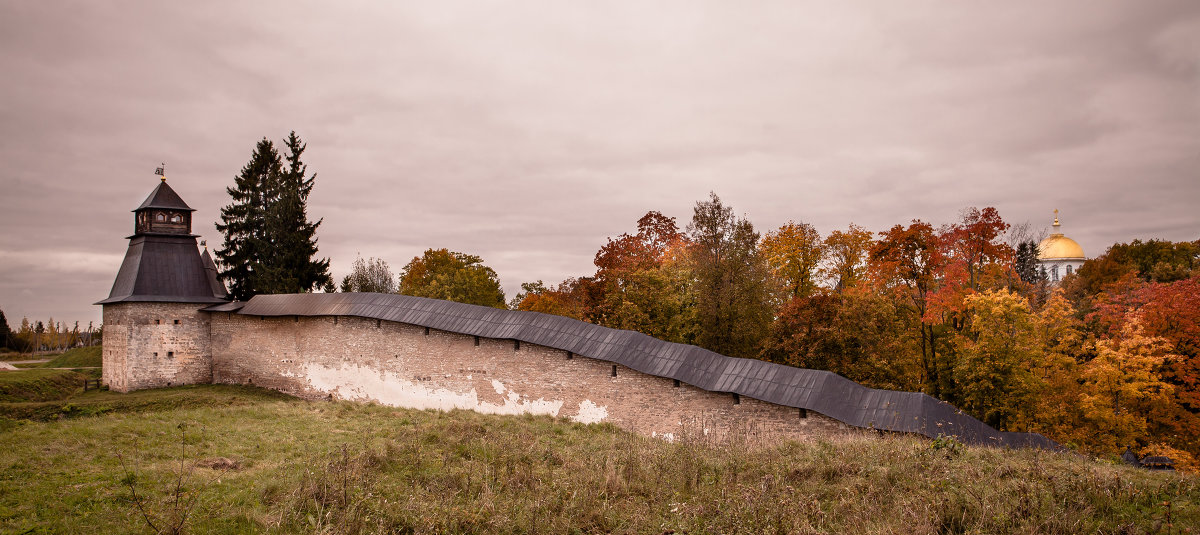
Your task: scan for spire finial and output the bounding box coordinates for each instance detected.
[1053,209,1060,227]
[155,163,166,182]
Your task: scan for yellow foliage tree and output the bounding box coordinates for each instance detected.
[1029,290,1086,442]
[1078,316,1176,453]
[954,289,1042,430]
[761,221,825,299]
[821,224,874,292]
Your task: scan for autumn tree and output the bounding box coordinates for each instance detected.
[591,211,695,343]
[1138,277,1200,412]
[510,277,598,321]
[953,289,1041,430]
[1065,239,1200,312]
[1028,290,1086,440]
[1109,239,1200,282]
[821,224,874,292]
[594,211,683,277]
[687,193,772,359]
[928,207,1013,335]
[1086,275,1200,456]
[760,294,839,370]
[14,318,32,353]
[1078,317,1176,453]
[761,290,916,391]
[942,207,1011,292]
[340,255,397,293]
[761,221,825,299]
[869,220,948,396]
[399,249,506,308]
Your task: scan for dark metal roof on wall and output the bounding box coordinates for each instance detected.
[134,180,195,212]
[226,292,1060,450]
[96,235,229,305]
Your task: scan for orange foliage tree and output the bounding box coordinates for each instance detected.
[589,211,695,343]
[868,220,948,396]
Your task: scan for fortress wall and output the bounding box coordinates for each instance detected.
[208,313,850,442]
[101,302,213,392]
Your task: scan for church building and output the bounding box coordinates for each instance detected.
[1037,210,1086,283]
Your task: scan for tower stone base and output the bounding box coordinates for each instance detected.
[102,302,213,392]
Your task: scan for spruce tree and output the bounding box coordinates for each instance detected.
[216,132,331,300]
[0,308,10,350]
[1015,240,1044,285]
[257,132,332,294]
[215,138,279,301]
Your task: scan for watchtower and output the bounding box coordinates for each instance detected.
[96,172,229,392]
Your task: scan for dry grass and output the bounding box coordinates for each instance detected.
[0,386,1196,534]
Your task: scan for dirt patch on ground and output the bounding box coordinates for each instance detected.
[195,457,242,470]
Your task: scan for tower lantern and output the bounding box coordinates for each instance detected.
[133,169,194,235]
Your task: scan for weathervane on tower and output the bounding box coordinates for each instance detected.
[155,163,166,182]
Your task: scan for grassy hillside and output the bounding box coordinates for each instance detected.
[0,369,89,403]
[42,345,101,368]
[0,386,1196,534]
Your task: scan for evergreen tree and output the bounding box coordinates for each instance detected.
[34,321,44,353]
[216,132,331,299]
[1015,240,1043,284]
[216,138,279,301]
[0,308,10,350]
[257,132,332,294]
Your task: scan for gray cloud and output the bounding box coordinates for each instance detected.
[1,1,1198,325]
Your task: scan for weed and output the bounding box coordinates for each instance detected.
[116,422,228,535]
[931,433,965,457]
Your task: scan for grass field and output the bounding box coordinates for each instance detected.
[41,346,102,368]
[0,385,1196,534]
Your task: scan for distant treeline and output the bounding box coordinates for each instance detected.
[0,310,100,354]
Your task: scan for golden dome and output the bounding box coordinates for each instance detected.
[1037,210,1085,260]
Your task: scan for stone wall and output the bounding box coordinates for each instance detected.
[101,302,213,392]
[208,312,850,442]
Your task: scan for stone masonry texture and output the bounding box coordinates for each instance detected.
[206,312,850,442]
[102,302,213,392]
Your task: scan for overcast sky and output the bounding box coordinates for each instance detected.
[2,1,1198,327]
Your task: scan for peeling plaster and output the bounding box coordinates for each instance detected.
[295,362,564,417]
[570,399,609,424]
